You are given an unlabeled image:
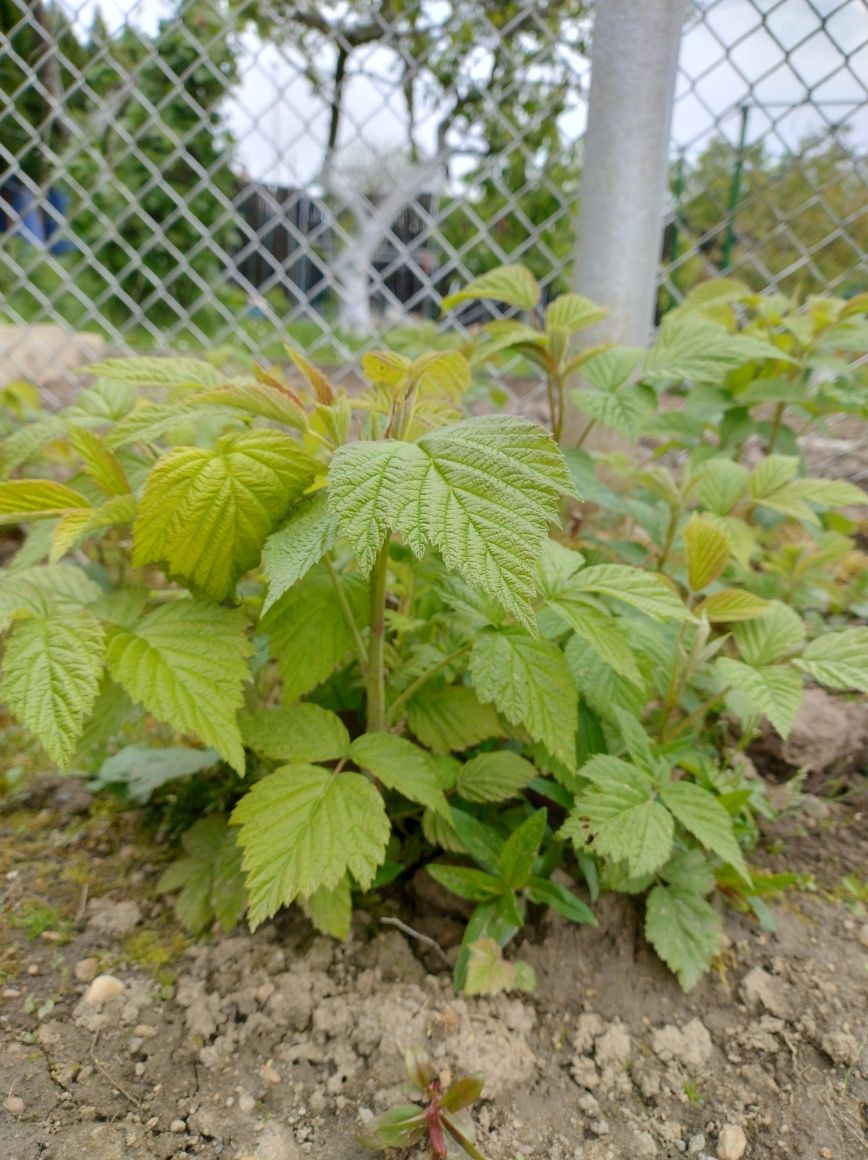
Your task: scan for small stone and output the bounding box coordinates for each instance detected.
[74,958,100,983]
[238,1092,255,1114]
[259,1061,280,1084]
[83,975,125,1006]
[26,964,39,976]
[717,1124,747,1160]
[87,898,142,937]
[3,1095,25,1115]
[632,1129,657,1157]
[589,1119,610,1137]
[594,1021,631,1065]
[170,1119,186,1134]
[688,1134,706,1154]
[133,1023,157,1038]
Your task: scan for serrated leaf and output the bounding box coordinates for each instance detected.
[285,347,336,403]
[426,864,503,901]
[698,458,749,516]
[134,431,317,600]
[526,876,596,925]
[0,416,65,477]
[747,455,799,499]
[157,815,245,934]
[93,743,220,802]
[67,425,130,497]
[564,634,648,721]
[545,293,607,334]
[361,350,411,386]
[406,684,503,754]
[329,416,574,632]
[261,492,335,614]
[787,477,868,509]
[470,628,577,768]
[696,589,770,622]
[571,564,691,621]
[422,806,467,854]
[350,732,450,818]
[473,319,546,362]
[239,703,350,763]
[50,493,137,562]
[301,875,352,940]
[0,605,105,768]
[547,598,643,685]
[105,401,233,448]
[660,780,749,881]
[645,880,722,990]
[106,599,251,772]
[88,356,223,387]
[795,627,868,691]
[569,383,655,437]
[645,315,790,385]
[232,764,390,924]
[579,346,644,392]
[0,479,92,524]
[262,564,369,702]
[454,751,536,803]
[717,657,803,737]
[409,350,472,398]
[563,756,673,877]
[462,938,532,996]
[442,265,540,312]
[0,562,103,630]
[733,602,805,666]
[684,515,731,592]
[193,380,308,430]
[498,808,546,889]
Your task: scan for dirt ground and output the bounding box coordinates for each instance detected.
[1,719,867,1160]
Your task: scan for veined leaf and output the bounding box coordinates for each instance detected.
[106,401,234,448]
[697,458,749,516]
[0,479,92,524]
[526,877,596,925]
[349,732,450,818]
[362,350,411,387]
[547,598,643,685]
[442,265,541,312]
[193,380,307,430]
[696,589,770,622]
[463,938,536,996]
[426,864,503,901]
[498,809,546,889]
[301,876,352,940]
[0,605,105,768]
[261,492,335,614]
[645,315,790,385]
[564,634,648,721]
[545,293,607,335]
[262,563,369,702]
[408,350,472,398]
[645,879,722,991]
[239,703,350,763]
[0,561,103,631]
[786,477,868,509]
[67,425,130,497]
[580,346,644,392]
[660,780,749,881]
[405,684,503,753]
[795,627,868,691]
[50,493,137,562]
[93,743,220,802]
[88,355,223,387]
[569,383,655,437]
[134,431,318,600]
[285,347,336,403]
[0,416,65,477]
[454,751,536,803]
[733,602,805,666]
[231,764,390,925]
[717,657,803,737]
[747,455,799,499]
[107,599,251,772]
[571,564,691,621]
[562,756,673,878]
[157,815,245,934]
[684,515,731,592]
[329,416,574,631]
[470,628,577,768]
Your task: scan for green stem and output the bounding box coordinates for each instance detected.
[366,540,390,733]
[325,555,368,675]
[656,622,689,742]
[574,417,596,450]
[657,504,681,573]
[385,642,472,726]
[767,401,785,453]
[665,688,730,743]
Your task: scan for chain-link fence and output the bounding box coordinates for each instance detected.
[1,0,866,390]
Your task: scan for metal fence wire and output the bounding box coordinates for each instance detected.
[0,0,866,387]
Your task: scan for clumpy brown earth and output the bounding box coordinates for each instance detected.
[1,749,867,1160]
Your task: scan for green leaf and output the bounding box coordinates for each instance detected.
[0,562,103,630]
[580,346,644,392]
[157,815,245,935]
[571,565,691,621]
[563,756,673,877]
[134,431,317,601]
[409,350,472,398]
[232,764,390,925]
[88,356,223,387]
[442,264,541,312]
[569,383,655,437]
[1,606,105,768]
[498,808,547,889]
[786,477,868,509]
[698,458,749,516]
[645,315,790,385]
[350,732,451,818]
[301,875,352,940]
[0,416,65,477]
[262,564,369,702]
[193,379,307,430]
[645,879,722,990]
[696,589,770,622]
[440,1076,485,1114]
[683,515,731,592]
[356,1105,426,1151]
[50,494,137,562]
[449,808,504,874]
[717,657,803,737]
[660,780,750,881]
[426,864,504,901]
[795,627,868,692]
[67,425,130,497]
[470,628,577,767]
[747,455,799,499]
[361,350,411,386]
[329,416,574,632]
[106,599,251,772]
[565,635,648,722]
[406,684,503,754]
[106,401,232,449]
[548,598,643,685]
[545,294,607,334]
[0,479,92,524]
[527,876,597,925]
[93,743,220,802]
[454,751,536,803]
[262,492,336,615]
[239,703,350,763]
[463,937,535,996]
[733,601,805,666]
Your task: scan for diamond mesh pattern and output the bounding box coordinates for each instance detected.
[1,0,865,424]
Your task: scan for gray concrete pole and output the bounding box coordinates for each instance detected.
[564,0,687,445]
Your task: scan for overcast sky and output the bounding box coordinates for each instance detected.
[63,0,868,186]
